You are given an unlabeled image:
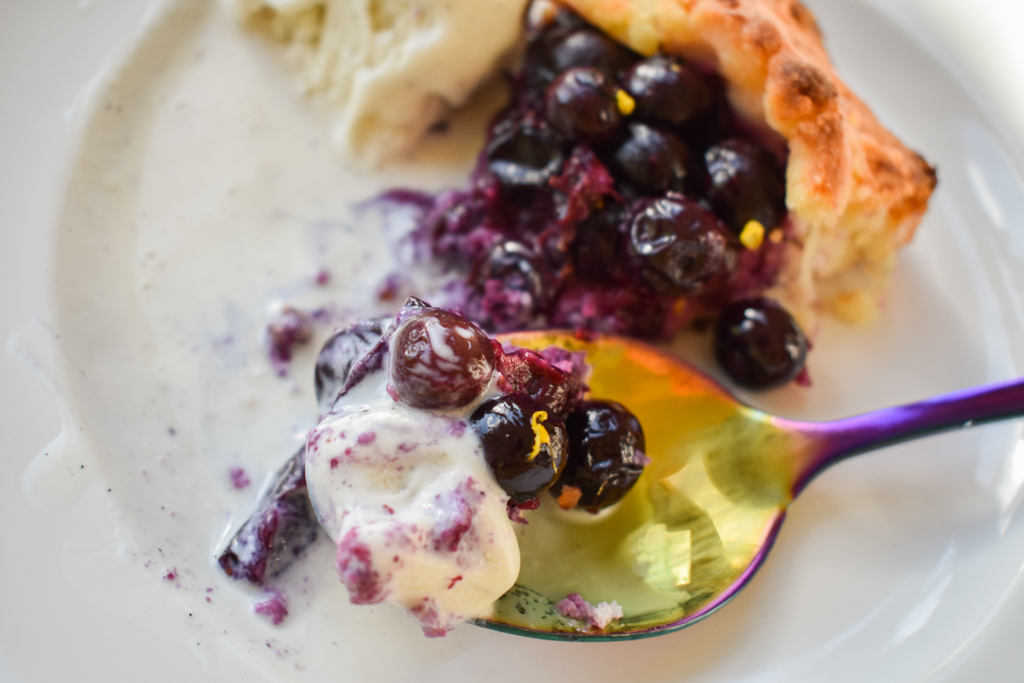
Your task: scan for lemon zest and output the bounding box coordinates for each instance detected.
[527,411,551,461]
[615,89,636,116]
[740,220,765,250]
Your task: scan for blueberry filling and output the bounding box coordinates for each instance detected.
[395,5,805,388]
[221,300,650,587]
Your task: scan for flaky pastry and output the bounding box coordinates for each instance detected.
[554,0,936,325]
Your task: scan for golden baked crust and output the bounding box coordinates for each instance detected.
[556,0,936,325]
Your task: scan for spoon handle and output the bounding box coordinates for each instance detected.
[782,377,1024,495]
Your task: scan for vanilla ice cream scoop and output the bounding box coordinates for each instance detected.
[232,0,530,161]
[304,304,519,636]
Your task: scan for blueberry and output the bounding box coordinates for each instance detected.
[714,297,807,389]
[525,21,639,88]
[676,73,733,153]
[553,400,646,511]
[389,309,496,410]
[471,394,569,502]
[623,55,711,127]
[485,117,565,203]
[626,194,733,296]
[546,29,638,79]
[218,448,319,585]
[704,138,787,235]
[499,347,585,417]
[545,67,625,143]
[472,241,556,331]
[570,203,625,280]
[314,316,392,414]
[611,123,692,194]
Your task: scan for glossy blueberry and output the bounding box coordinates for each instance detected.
[314,316,392,414]
[626,194,732,296]
[485,117,565,202]
[704,138,787,235]
[389,309,496,410]
[473,240,556,331]
[546,28,638,79]
[714,297,807,389]
[623,55,711,127]
[479,241,552,304]
[611,123,692,194]
[499,347,584,417]
[545,67,625,143]
[218,448,319,585]
[553,399,646,511]
[471,394,569,502]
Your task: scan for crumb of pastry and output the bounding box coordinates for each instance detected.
[557,485,582,510]
[555,593,624,630]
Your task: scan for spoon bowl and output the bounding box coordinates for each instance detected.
[478,330,1024,640]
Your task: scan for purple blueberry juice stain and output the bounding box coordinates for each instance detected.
[410,598,446,638]
[229,466,251,490]
[430,482,477,552]
[506,497,540,524]
[445,420,467,438]
[254,590,289,626]
[335,529,385,605]
[267,307,314,374]
[555,593,623,630]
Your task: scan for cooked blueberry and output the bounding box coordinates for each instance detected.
[267,307,313,369]
[218,448,319,585]
[486,117,565,202]
[546,29,638,78]
[623,55,711,127]
[676,73,733,152]
[714,297,807,389]
[389,309,496,410]
[626,194,733,296]
[314,316,392,414]
[611,123,691,194]
[522,6,590,88]
[499,347,585,417]
[525,2,588,42]
[571,203,625,280]
[704,138,787,235]
[553,400,646,511]
[472,241,556,330]
[471,394,569,502]
[545,67,625,143]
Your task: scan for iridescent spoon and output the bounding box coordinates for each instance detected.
[480,331,1024,641]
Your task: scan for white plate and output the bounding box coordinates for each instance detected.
[3,0,1024,681]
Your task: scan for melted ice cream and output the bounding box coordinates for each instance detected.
[305,329,519,636]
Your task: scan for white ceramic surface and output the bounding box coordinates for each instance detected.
[3,1,1024,681]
